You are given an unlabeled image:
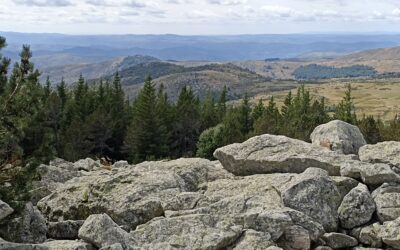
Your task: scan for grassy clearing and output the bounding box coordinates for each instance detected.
[251,78,400,121]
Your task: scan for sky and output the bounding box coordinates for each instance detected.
[1,0,400,35]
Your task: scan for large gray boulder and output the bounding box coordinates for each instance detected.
[78,214,131,249]
[372,183,400,222]
[0,202,47,244]
[310,120,366,155]
[214,134,356,176]
[340,161,400,186]
[0,199,14,221]
[30,159,83,204]
[38,158,226,230]
[338,183,376,229]
[359,141,400,167]
[130,214,242,249]
[281,168,341,232]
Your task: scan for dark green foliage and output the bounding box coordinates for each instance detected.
[125,76,169,162]
[334,84,357,124]
[358,115,382,144]
[293,64,377,80]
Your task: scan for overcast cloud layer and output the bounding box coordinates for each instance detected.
[1,0,400,34]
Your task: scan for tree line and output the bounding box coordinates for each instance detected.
[1,39,400,171]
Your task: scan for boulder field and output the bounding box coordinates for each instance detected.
[0,120,400,249]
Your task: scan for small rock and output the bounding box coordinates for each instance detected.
[48,220,84,240]
[338,183,376,229]
[277,225,310,250]
[379,217,400,249]
[282,168,341,232]
[232,230,275,250]
[360,163,400,185]
[322,232,358,249]
[358,223,382,248]
[359,141,400,167]
[74,158,100,172]
[372,183,400,222]
[42,240,94,250]
[99,243,124,250]
[310,120,366,155]
[0,199,14,221]
[78,214,131,249]
[331,176,359,203]
[112,161,129,169]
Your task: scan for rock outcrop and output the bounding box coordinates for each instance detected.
[0,200,13,221]
[214,134,356,176]
[2,120,400,249]
[310,120,366,155]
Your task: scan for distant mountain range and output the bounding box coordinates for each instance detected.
[2,32,400,65]
[3,32,400,101]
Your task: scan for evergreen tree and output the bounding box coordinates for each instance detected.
[252,99,265,123]
[335,84,357,124]
[358,115,382,144]
[201,90,218,131]
[171,86,201,157]
[217,86,227,119]
[238,94,253,137]
[125,76,168,162]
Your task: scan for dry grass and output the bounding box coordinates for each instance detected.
[251,79,400,121]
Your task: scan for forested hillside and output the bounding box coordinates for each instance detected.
[293,64,377,80]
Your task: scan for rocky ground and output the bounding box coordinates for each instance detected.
[0,120,400,250]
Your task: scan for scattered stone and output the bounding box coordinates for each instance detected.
[372,183,400,222]
[47,220,84,240]
[112,161,129,169]
[232,230,275,250]
[99,243,124,250]
[0,237,47,250]
[338,183,376,229]
[0,199,14,221]
[359,141,400,167]
[41,240,94,250]
[360,163,400,185]
[276,225,311,250]
[78,214,131,249]
[214,134,356,176]
[322,232,358,249]
[74,158,101,172]
[379,217,400,249]
[281,168,341,232]
[358,223,383,248]
[0,202,47,244]
[331,176,359,202]
[310,120,366,155]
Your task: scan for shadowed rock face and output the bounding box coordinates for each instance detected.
[3,120,400,249]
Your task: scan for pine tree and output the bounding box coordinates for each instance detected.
[238,94,253,137]
[217,86,227,120]
[252,99,265,123]
[200,90,218,131]
[358,115,382,144]
[125,76,168,162]
[335,84,357,124]
[172,86,201,157]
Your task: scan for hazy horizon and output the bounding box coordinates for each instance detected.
[2,0,400,35]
